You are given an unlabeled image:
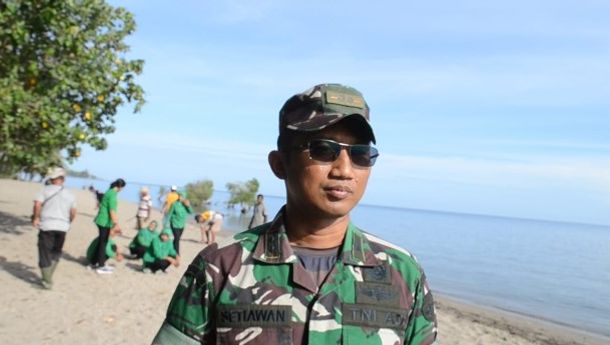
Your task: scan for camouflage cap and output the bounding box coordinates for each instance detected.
[279,83,376,143]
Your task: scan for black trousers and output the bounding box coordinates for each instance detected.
[129,244,147,259]
[145,259,171,273]
[94,225,111,266]
[171,226,184,254]
[38,230,66,268]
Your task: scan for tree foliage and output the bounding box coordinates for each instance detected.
[226,178,259,207]
[185,179,214,209]
[0,0,145,177]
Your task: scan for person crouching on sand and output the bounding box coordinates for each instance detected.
[142,229,180,274]
[86,227,123,271]
[129,220,158,259]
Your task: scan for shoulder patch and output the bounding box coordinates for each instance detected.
[362,232,416,261]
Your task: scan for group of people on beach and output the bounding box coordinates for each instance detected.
[85,183,226,274]
[32,173,234,280]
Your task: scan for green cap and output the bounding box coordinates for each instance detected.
[279,83,376,143]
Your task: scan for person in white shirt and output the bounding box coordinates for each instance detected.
[136,186,153,230]
[248,194,268,229]
[31,167,76,289]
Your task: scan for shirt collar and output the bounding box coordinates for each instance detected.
[252,207,380,267]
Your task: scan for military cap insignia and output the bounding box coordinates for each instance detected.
[325,90,365,109]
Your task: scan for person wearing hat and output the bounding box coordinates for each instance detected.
[142,228,180,274]
[153,84,438,344]
[166,191,192,254]
[135,186,153,230]
[31,167,76,289]
[162,185,180,215]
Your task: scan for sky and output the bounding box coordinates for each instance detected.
[70,0,610,225]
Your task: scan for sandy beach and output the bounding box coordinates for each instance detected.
[0,178,608,345]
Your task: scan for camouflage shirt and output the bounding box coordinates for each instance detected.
[153,208,438,345]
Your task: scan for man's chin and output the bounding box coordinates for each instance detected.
[319,203,355,220]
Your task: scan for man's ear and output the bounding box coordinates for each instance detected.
[268,150,287,180]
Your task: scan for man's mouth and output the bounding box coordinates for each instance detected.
[324,185,353,199]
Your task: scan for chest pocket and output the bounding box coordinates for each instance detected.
[215,305,292,345]
[341,303,407,344]
[341,263,409,344]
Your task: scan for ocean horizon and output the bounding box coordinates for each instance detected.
[66,176,610,337]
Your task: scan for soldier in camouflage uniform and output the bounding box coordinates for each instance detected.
[153,83,438,344]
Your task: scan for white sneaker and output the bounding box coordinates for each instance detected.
[96,266,114,274]
[142,268,152,274]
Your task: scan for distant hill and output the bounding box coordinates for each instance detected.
[66,168,98,179]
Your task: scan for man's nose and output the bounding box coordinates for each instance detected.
[330,148,355,178]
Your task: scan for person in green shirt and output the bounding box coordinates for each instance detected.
[129,220,158,259]
[92,178,126,274]
[86,227,123,267]
[142,229,180,274]
[166,192,191,254]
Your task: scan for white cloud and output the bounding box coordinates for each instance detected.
[136,42,610,108]
[111,131,271,162]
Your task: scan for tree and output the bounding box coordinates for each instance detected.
[185,179,214,210]
[226,178,259,209]
[0,0,145,177]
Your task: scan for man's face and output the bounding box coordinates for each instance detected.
[282,120,372,220]
[50,176,64,185]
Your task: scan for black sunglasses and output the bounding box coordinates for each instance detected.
[294,139,379,167]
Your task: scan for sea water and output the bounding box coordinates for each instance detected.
[68,177,610,336]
